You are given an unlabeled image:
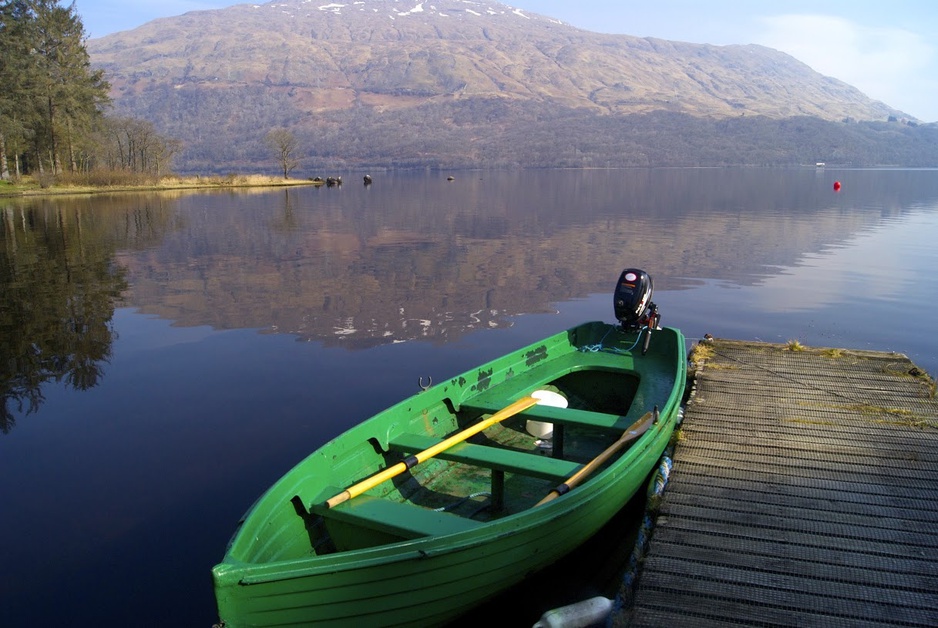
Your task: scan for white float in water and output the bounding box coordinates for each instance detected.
[532,596,613,628]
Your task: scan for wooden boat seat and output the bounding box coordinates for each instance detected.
[387,433,581,482]
[310,494,481,540]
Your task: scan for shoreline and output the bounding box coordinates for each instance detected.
[0,175,329,198]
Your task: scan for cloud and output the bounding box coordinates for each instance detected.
[755,14,938,120]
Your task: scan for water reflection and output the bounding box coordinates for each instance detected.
[115,169,937,345]
[0,199,138,431]
[2,169,937,432]
[0,194,181,430]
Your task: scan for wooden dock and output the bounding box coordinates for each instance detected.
[625,338,938,627]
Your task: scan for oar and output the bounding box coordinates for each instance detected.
[326,395,541,508]
[536,409,656,506]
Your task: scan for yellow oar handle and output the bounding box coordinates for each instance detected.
[326,395,540,508]
[536,410,655,507]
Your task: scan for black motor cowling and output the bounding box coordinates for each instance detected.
[613,268,658,329]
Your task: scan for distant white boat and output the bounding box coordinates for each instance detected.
[816,162,826,167]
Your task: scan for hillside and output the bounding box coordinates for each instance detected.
[87,0,935,172]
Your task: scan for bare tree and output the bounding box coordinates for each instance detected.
[152,136,183,178]
[92,116,179,176]
[265,128,298,178]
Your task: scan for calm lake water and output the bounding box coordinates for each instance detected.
[2,168,937,626]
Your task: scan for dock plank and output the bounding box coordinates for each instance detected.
[626,339,938,627]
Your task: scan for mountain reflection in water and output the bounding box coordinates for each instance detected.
[12,170,930,345]
[4,168,938,425]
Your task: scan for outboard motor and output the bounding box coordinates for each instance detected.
[613,268,660,354]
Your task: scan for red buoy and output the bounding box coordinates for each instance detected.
[833,181,842,191]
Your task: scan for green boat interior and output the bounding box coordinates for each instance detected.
[299,362,657,554]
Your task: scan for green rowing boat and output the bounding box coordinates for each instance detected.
[212,270,686,627]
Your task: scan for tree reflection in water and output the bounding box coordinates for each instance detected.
[0,198,171,432]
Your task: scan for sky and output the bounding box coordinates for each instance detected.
[72,0,938,122]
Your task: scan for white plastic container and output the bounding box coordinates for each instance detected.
[525,389,568,439]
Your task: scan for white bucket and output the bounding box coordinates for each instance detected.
[525,389,568,439]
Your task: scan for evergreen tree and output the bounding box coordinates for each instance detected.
[0,1,30,179]
[0,0,110,176]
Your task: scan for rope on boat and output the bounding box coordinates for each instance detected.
[579,325,650,355]
[607,439,676,625]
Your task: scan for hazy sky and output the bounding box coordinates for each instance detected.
[73,0,938,122]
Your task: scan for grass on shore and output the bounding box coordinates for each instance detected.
[0,172,324,197]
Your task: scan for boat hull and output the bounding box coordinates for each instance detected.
[213,321,686,626]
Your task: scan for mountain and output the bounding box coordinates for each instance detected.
[87,0,934,172]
